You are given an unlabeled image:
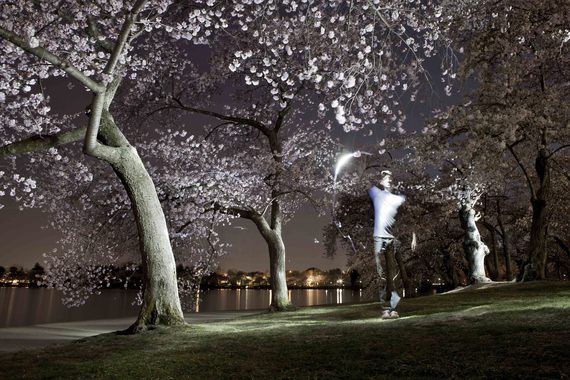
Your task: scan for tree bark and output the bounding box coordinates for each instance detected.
[491,229,500,280]
[111,146,185,332]
[96,114,184,332]
[524,147,551,281]
[251,211,293,311]
[266,230,291,310]
[263,126,293,311]
[496,201,513,281]
[483,223,500,280]
[459,204,491,284]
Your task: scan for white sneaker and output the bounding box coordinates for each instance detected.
[381,310,391,319]
[389,310,400,318]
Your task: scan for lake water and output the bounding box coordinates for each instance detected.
[0,287,363,328]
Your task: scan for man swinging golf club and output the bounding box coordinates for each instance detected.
[368,170,405,319]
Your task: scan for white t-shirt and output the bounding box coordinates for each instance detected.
[368,186,405,238]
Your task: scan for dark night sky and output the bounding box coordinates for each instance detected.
[0,78,352,272]
[0,198,345,271]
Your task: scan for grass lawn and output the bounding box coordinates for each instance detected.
[1,281,569,379]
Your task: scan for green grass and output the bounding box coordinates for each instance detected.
[2,281,570,379]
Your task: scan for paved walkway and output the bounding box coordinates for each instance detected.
[0,311,259,353]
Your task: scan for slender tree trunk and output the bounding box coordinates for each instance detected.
[444,251,459,288]
[484,260,492,280]
[266,230,291,310]
[459,204,491,284]
[193,283,201,313]
[525,198,549,279]
[496,201,513,281]
[490,228,500,280]
[252,212,293,311]
[483,224,500,280]
[524,147,551,281]
[96,114,184,332]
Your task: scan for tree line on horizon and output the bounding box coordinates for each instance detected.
[0,264,368,293]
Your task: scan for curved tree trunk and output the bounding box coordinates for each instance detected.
[251,209,293,311]
[112,146,185,332]
[491,229,500,280]
[525,198,549,280]
[459,204,491,284]
[266,230,291,310]
[97,113,184,332]
[0,103,186,333]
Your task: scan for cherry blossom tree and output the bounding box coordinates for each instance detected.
[437,0,570,280]
[412,113,521,284]
[142,121,336,310]
[0,0,230,331]
[326,0,570,286]
[451,182,491,283]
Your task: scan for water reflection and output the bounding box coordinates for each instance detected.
[0,287,362,328]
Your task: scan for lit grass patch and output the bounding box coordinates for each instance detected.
[1,281,569,379]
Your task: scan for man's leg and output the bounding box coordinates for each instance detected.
[387,239,403,317]
[374,236,393,318]
[373,236,385,301]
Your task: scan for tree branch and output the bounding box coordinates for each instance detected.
[0,26,104,93]
[273,103,291,135]
[85,1,148,159]
[0,127,86,158]
[172,98,271,138]
[269,192,282,232]
[548,144,570,158]
[83,92,106,155]
[204,121,237,140]
[103,0,148,76]
[506,139,536,199]
[274,188,319,212]
[86,16,114,53]
[104,75,125,108]
[549,234,570,259]
[99,110,130,147]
